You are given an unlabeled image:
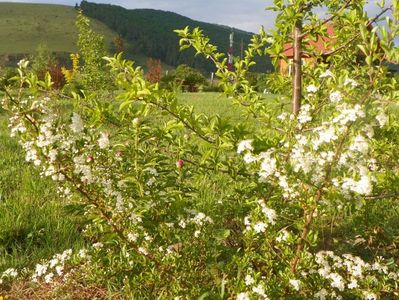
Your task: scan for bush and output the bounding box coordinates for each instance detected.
[1,1,399,299]
[160,64,207,92]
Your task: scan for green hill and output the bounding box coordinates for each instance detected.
[0,3,116,54]
[0,2,273,73]
[80,1,273,73]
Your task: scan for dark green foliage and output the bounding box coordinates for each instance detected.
[160,64,207,92]
[80,1,274,73]
[0,67,17,89]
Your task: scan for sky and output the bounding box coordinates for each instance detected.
[0,0,391,33]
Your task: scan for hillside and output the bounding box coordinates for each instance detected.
[80,1,273,73]
[0,2,273,73]
[0,3,117,55]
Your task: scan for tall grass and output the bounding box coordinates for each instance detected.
[0,108,86,271]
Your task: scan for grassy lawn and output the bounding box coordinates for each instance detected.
[0,107,86,271]
[177,91,286,117]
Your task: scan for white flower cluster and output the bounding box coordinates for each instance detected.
[244,200,276,234]
[320,70,334,78]
[239,94,380,199]
[289,279,301,291]
[307,84,319,93]
[329,91,343,103]
[191,212,213,226]
[32,249,73,283]
[0,268,18,285]
[332,104,365,126]
[70,112,84,133]
[376,108,388,127]
[8,114,26,137]
[237,139,253,154]
[313,251,398,298]
[297,104,312,124]
[238,143,300,199]
[98,132,110,149]
[238,274,270,300]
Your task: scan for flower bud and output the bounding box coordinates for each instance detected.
[176,159,184,168]
[133,118,140,126]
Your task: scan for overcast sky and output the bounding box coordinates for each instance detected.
[0,0,391,33]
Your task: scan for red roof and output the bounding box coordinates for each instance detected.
[282,23,335,58]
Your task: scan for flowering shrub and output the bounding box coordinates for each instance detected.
[1,0,399,298]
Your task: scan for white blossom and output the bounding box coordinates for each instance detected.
[258,151,277,179]
[243,153,257,164]
[289,279,301,291]
[35,263,48,277]
[363,292,377,300]
[93,242,103,249]
[344,78,358,87]
[329,272,345,291]
[127,233,138,243]
[245,274,255,286]
[349,135,369,154]
[297,104,312,124]
[333,104,365,125]
[276,230,289,242]
[376,109,388,127]
[236,292,250,300]
[314,288,328,300]
[138,247,148,255]
[98,132,110,149]
[2,268,18,278]
[330,91,343,103]
[254,222,267,233]
[347,279,358,289]
[252,284,268,298]
[307,84,318,93]
[320,70,334,78]
[44,272,54,283]
[237,140,253,154]
[70,113,84,133]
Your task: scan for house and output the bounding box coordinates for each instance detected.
[278,22,335,75]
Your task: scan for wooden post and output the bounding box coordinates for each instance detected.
[292,21,303,116]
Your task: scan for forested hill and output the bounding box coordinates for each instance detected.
[80,1,273,73]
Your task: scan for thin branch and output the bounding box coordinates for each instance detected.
[322,5,392,57]
[365,192,399,200]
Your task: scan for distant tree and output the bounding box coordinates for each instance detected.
[173,64,207,92]
[113,34,124,54]
[145,58,162,83]
[75,3,79,10]
[76,12,111,90]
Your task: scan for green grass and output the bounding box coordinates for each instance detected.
[177,92,285,118]
[0,108,86,271]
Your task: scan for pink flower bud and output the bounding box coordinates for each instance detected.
[86,155,94,163]
[176,159,184,168]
